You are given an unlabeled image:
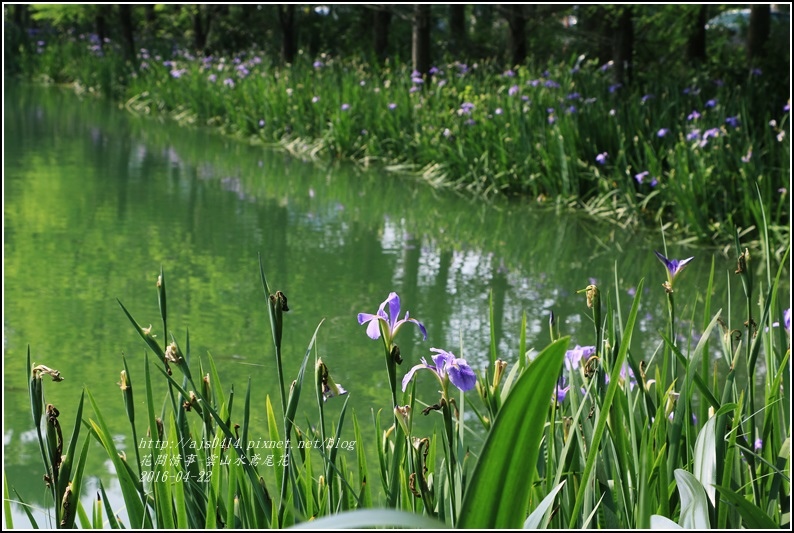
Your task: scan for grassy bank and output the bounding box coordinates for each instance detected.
[6,29,790,248]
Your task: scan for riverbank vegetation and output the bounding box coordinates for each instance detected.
[4,4,790,248]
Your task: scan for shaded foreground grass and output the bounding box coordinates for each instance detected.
[10,214,790,528]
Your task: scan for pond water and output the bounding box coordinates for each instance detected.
[3,83,783,526]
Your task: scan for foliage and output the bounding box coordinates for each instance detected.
[9,199,791,528]
[4,4,790,246]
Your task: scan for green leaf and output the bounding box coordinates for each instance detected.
[352,411,372,508]
[568,278,644,528]
[674,469,711,529]
[86,388,147,528]
[12,488,39,529]
[457,337,569,529]
[713,485,778,529]
[3,470,14,529]
[523,480,566,529]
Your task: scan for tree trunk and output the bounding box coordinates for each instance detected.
[412,4,431,77]
[579,5,610,64]
[13,4,30,29]
[505,4,527,67]
[611,6,633,86]
[747,4,771,66]
[193,6,207,53]
[96,5,110,51]
[373,5,392,63]
[686,5,708,64]
[118,5,136,62]
[278,5,297,64]
[449,5,466,52]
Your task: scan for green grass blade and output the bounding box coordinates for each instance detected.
[457,336,569,529]
[98,480,121,529]
[3,471,14,529]
[12,488,39,529]
[351,411,372,509]
[76,498,91,528]
[116,298,166,362]
[523,480,566,529]
[86,388,147,528]
[713,485,778,529]
[56,389,86,513]
[568,278,644,528]
[92,489,103,528]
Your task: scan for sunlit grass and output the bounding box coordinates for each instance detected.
[11,34,790,248]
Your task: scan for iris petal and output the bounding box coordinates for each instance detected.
[447,358,477,391]
[401,362,429,391]
[386,292,401,330]
[366,319,382,339]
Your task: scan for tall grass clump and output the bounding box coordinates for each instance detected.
[9,29,789,248]
[10,204,789,528]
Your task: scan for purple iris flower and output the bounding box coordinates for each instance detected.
[705,99,717,108]
[401,348,477,392]
[688,110,701,121]
[596,152,608,165]
[655,251,694,287]
[565,345,596,370]
[620,364,638,390]
[699,128,720,147]
[459,102,475,115]
[555,375,569,403]
[657,128,669,138]
[358,292,427,342]
[785,308,791,332]
[635,171,650,184]
[509,85,520,96]
[725,116,740,128]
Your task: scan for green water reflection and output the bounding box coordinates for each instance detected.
[4,83,786,524]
